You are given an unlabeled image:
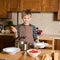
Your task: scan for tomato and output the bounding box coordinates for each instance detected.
[29,49,38,53]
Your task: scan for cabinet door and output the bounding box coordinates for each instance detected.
[0,35,15,52]
[18,0,21,11]
[2,36,15,47]
[0,0,7,18]
[42,0,58,12]
[7,0,20,12]
[55,39,60,50]
[21,0,42,12]
[0,36,4,52]
[58,0,60,20]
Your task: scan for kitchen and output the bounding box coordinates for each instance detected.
[0,0,60,60]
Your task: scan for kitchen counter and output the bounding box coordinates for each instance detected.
[39,34,60,39]
[37,34,60,50]
[0,49,59,60]
[0,33,14,36]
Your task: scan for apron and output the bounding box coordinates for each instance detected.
[19,25,34,44]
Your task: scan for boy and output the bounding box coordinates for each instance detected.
[11,9,37,46]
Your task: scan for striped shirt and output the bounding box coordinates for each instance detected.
[16,24,37,41]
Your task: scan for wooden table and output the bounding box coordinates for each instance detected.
[0,49,59,60]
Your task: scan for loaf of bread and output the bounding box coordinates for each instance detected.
[42,54,52,60]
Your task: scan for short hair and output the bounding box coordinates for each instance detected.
[21,9,32,18]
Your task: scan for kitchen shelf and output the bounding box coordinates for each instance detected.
[37,36,54,50]
[45,44,53,49]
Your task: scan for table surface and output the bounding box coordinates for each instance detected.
[0,49,60,60]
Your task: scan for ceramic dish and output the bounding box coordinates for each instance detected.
[27,49,41,57]
[3,47,20,55]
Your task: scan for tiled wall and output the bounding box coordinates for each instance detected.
[12,13,60,35]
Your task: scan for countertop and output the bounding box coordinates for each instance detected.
[39,34,60,39]
[0,49,59,60]
[0,33,14,36]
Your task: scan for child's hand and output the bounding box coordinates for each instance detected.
[10,26,17,33]
[35,38,39,43]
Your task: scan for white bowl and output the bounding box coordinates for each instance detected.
[27,49,41,57]
[3,47,20,55]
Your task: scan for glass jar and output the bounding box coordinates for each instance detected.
[24,42,28,51]
[19,41,24,51]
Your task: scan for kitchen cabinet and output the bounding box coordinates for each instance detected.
[7,0,59,12]
[21,0,58,12]
[0,35,15,52]
[0,0,7,18]
[7,0,21,12]
[57,0,60,20]
[41,0,58,12]
[54,39,60,50]
[38,36,54,50]
[0,0,58,18]
[21,0,42,12]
